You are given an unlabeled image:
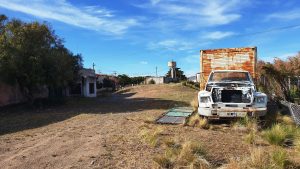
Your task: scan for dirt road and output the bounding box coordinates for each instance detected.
[0,84,249,169]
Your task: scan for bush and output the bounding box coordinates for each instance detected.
[181,81,200,90]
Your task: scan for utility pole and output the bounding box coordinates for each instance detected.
[92,63,96,70]
[156,66,158,77]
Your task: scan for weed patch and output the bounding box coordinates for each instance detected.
[140,127,164,147]
[187,113,210,129]
[262,124,298,146]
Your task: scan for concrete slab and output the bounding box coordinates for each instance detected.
[156,107,193,124]
[156,116,186,124]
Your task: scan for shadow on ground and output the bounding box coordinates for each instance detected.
[0,91,188,135]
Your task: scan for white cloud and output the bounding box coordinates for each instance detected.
[203,31,235,40]
[136,0,247,29]
[0,0,138,35]
[140,61,148,65]
[266,8,300,20]
[148,39,194,51]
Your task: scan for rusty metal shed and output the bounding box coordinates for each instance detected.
[199,47,257,90]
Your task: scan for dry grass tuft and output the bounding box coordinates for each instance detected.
[190,96,199,112]
[278,115,295,126]
[140,127,164,147]
[248,147,269,169]
[177,141,206,166]
[295,136,300,153]
[187,114,210,129]
[153,140,209,169]
[262,124,298,146]
[153,155,173,169]
[188,158,211,169]
[244,130,257,144]
[270,148,288,169]
[221,158,243,169]
[233,116,258,133]
[143,116,156,124]
[222,147,293,169]
[163,138,182,159]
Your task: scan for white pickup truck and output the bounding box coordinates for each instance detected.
[198,70,267,119]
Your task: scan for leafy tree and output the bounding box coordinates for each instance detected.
[117,74,145,86]
[165,68,187,81]
[0,15,83,102]
[117,74,132,86]
[131,76,145,84]
[258,53,300,101]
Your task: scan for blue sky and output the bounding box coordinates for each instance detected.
[0,0,300,77]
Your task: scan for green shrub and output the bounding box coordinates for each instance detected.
[262,124,298,146]
[270,148,288,169]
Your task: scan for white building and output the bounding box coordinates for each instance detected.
[67,68,97,97]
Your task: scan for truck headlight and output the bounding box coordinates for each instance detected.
[200,97,210,103]
[256,97,266,104]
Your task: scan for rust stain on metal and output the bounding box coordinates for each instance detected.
[200,47,257,90]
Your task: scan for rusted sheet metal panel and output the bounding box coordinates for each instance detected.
[200,47,257,90]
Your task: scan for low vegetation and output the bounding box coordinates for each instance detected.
[262,123,298,146]
[223,147,294,169]
[190,96,199,111]
[153,139,210,169]
[139,127,164,147]
[182,81,200,90]
[186,113,210,129]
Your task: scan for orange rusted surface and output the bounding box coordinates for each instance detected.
[199,47,257,90]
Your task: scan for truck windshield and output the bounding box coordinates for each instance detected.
[209,72,250,82]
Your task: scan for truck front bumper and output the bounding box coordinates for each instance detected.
[198,107,267,119]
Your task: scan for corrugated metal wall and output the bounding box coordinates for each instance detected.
[200,47,257,90]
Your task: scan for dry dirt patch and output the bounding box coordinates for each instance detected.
[0,84,251,168]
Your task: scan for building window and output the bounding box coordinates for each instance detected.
[89,83,95,94]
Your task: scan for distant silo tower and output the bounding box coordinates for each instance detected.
[168,61,177,79]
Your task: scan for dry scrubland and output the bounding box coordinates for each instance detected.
[0,84,299,169]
